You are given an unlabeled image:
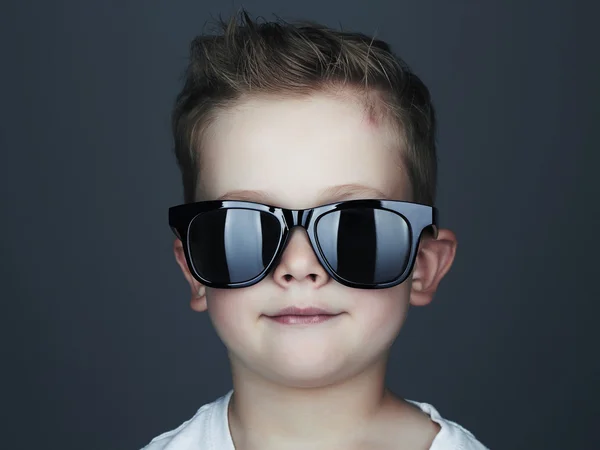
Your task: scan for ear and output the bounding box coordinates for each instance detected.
[173,239,207,312]
[409,228,457,307]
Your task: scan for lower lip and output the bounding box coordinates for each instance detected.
[266,314,340,325]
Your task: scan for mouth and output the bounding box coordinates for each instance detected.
[264,306,343,325]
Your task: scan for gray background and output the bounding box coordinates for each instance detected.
[1,1,598,449]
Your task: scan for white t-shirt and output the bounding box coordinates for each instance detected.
[141,390,489,449]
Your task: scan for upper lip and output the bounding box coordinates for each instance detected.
[268,306,338,317]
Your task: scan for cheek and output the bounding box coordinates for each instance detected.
[205,289,254,343]
[353,283,411,342]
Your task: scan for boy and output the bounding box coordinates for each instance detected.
[142,9,489,450]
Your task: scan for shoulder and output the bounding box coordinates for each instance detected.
[139,391,233,450]
[406,400,489,450]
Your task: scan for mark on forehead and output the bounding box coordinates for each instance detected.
[366,108,380,127]
[363,100,384,129]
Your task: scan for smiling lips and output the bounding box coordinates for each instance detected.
[265,307,342,325]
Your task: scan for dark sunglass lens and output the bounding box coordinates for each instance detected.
[316,207,411,285]
[188,209,281,284]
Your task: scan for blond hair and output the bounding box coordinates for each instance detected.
[172,8,438,205]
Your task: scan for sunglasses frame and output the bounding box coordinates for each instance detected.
[169,199,438,290]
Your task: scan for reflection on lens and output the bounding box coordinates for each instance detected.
[316,207,411,284]
[188,209,281,284]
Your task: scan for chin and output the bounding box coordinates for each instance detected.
[259,358,357,389]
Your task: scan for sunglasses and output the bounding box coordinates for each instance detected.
[169,199,438,290]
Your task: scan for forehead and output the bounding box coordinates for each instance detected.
[198,93,410,208]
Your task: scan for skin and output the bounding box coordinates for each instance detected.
[173,91,458,450]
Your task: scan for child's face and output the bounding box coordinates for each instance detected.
[178,92,430,388]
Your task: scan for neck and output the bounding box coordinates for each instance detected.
[227,353,395,450]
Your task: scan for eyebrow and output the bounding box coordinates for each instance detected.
[215,184,389,204]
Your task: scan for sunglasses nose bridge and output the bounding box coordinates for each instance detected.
[278,209,315,255]
[282,208,312,230]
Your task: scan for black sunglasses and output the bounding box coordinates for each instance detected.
[169,199,438,290]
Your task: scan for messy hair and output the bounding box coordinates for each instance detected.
[171,8,437,205]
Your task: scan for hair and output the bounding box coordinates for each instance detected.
[171,8,437,206]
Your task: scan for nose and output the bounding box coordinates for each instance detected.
[272,227,330,288]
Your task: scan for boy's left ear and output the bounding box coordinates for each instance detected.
[409,229,457,306]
